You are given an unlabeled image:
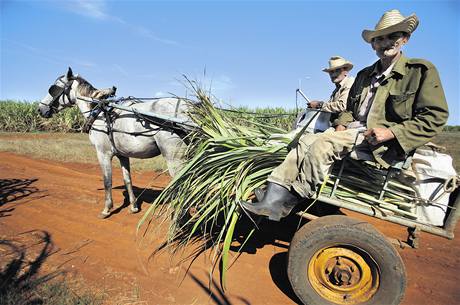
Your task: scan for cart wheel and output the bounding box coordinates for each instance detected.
[287,215,406,305]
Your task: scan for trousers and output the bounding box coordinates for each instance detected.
[267,128,365,198]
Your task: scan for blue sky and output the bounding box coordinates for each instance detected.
[1,0,459,124]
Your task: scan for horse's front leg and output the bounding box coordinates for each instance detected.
[117,155,138,213]
[96,152,114,218]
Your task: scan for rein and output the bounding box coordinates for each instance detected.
[79,98,187,154]
[84,96,296,118]
[79,95,296,152]
[85,97,192,154]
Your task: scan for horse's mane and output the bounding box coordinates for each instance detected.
[75,76,98,97]
[75,76,116,100]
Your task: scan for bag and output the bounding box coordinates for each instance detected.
[410,147,457,226]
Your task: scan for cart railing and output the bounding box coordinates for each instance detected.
[314,191,459,240]
[306,155,460,240]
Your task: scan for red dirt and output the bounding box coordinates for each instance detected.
[1,151,459,305]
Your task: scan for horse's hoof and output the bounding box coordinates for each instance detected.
[98,212,110,219]
[129,207,139,214]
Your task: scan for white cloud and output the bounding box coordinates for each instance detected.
[58,0,179,45]
[132,25,179,46]
[64,0,109,20]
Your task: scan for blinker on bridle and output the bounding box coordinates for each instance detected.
[41,76,75,113]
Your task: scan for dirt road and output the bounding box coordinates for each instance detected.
[1,151,459,305]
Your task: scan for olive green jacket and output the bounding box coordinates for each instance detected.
[335,54,449,167]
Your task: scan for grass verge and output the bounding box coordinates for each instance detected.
[0,131,458,172]
[431,132,460,172]
[0,132,167,172]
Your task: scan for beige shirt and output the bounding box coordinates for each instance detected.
[346,62,396,130]
[322,75,355,113]
[357,61,396,123]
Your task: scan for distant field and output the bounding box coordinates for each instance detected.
[431,132,460,172]
[0,131,458,173]
[0,132,167,172]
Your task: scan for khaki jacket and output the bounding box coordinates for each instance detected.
[336,54,449,167]
[322,76,355,113]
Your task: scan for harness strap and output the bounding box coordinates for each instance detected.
[102,105,121,155]
[174,99,181,118]
[82,106,102,133]
[90,98,193,153]
[133,110,189,139]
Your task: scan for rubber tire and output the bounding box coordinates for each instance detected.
[287,215,406,305]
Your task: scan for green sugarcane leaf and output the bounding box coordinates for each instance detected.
[221,208,239,290]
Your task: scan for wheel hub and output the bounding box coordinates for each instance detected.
[308,246,379,304]
[328,256,361,287]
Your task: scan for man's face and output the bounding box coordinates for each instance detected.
[328,68,348,84]
[371,31,409,59]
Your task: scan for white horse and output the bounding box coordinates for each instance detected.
[38,67,191,218]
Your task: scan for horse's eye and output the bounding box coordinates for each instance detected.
[48,85,63,97]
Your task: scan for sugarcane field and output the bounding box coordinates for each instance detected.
[2,2,460,305]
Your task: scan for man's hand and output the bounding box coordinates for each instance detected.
[335,125,346,131]
[308,100,323,109]
[364,127,395,145]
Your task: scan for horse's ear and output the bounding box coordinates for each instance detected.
[66,67,74,79]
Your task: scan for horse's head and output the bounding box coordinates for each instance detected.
[38,67,78,118]
[38,67,117,118]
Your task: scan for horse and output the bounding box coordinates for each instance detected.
[38,67,191,218]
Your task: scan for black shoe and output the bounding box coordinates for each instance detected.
[240,182,299,221]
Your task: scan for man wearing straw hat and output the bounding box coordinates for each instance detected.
[308,56,355,114]
[241,9,449,221]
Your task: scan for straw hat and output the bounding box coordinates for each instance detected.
[362,9,419,43]
[322,56,354,72]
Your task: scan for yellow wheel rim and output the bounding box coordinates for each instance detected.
[308,246,379,304]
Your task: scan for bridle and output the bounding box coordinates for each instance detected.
[40,75,76,114]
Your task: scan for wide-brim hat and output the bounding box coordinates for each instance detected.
[362,9,419,43]
[322,56,353,72]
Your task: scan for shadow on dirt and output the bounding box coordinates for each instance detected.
[0,178,41,206]
[188,272,250,305]
[233,201,344,254]
[227,201,343,304]
[232,204,313,254]
[0,230,60,304]
[109,185,163,216]
[269,252,303,304]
